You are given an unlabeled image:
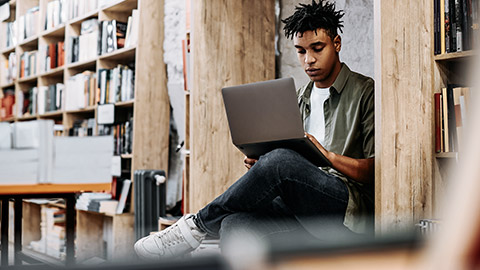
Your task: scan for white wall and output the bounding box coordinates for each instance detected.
[278,0,374,88]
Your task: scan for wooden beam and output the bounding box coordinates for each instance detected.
[374,0,434,233]
[133,0,169,176]
[189,0,276,212]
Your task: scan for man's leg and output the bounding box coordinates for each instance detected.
[196,148,349,237]
[135,148,350,259]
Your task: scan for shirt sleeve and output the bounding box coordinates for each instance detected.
[361,79,375,159]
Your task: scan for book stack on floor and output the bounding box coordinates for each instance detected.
[76,193,117,215]
[434,85,472,153]
[434,0,479,54]
[29,205,66,260]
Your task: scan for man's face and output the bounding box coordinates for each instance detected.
[294,29,341,87]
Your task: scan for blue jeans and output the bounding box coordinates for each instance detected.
[195,148,351,240]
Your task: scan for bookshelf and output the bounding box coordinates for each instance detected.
[431,0,477,216]
[0,0,169,263]
[375,0,477,233]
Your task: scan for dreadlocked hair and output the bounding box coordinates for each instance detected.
[282,0,345,40]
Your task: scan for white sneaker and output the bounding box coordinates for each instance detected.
[134,214,206,260]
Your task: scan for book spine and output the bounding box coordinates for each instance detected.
[455,0,463,51]
[434,93,442,152]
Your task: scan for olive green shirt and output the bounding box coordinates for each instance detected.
[296,63,375,234]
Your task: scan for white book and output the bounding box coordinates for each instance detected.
[127,68,134,99]
[116,179,132,214]
[37,86,47,115]
[124,15,132,48]
[121,66,127,101]
[52,136,113,184]
[0,123,12,149]
[130,9,139,46]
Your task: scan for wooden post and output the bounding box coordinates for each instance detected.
[189,0,276,212]
[374,0,434,233]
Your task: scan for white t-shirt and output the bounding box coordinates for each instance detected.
[305,84,330,145]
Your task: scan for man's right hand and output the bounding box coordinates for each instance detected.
[244,157,258,170]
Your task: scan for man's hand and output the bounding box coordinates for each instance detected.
[305,132,374,184]
[305,132,332,160]
[244,157,258,170]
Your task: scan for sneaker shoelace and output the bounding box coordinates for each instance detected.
[154,224,185,254]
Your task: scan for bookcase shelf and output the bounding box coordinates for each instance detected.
[99,46,136,62]
[434,50,476,62]
[121,154,132,159]
[67,59,96,70]
[38,110,63,118]
[1,46,16,55]
[39,66,64,78]
[41,24,66,39]
[65,106,96,114]
[1,82,15,89]
[69,10,100,26]
[18,75,38,84]
[19,35,39,48]
[17,115,37,121]
[103,0,137,12]
[0,0,168,263]
[435,152,458,159]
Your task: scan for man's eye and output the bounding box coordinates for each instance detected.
[314,47,324,52]
[297,50,306,54]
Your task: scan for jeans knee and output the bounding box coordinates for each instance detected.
[262,148,299,163]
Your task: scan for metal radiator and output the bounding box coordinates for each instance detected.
[134,170,166,240]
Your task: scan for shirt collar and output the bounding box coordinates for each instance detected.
[299,63,351,101]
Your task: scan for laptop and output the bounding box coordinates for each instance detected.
[222,78,332,167]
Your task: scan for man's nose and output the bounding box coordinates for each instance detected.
[305,52,316,64]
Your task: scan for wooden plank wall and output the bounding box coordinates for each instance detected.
[374,0,435,233]
[133,0,170,176]
[189,0,276,212]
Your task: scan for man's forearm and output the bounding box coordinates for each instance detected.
[327,152,374,184]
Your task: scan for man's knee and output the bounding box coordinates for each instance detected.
[259,148,301,165]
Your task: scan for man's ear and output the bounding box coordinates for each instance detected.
[333,35,342,53]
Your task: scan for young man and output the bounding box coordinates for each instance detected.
[135,0,374,259]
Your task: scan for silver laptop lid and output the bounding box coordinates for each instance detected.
[222,78,305,145]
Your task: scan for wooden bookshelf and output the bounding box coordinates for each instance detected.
[375,0,476,233]
[0,0,168,263]
[435,152,458,159]
[434,50,476,62]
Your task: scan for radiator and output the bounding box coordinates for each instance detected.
[134,170,166,240]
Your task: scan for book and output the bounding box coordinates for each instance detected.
[441,87,450,152]
[116,179,132,214]
[455,0,463,51]
[453,87,463,151]
[446,84,458,152]
[434,93,442,153]
[441,0,446,54]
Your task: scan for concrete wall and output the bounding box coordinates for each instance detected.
[278,0,374,88]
